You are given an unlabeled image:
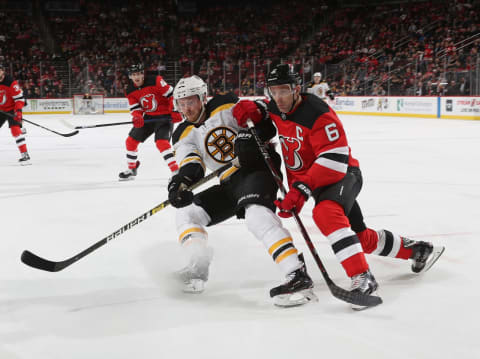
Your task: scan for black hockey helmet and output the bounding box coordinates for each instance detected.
[128,63,144,75]
[266,64,301,87]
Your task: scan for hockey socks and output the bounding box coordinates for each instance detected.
[357,228,413,259]
[245,205,302,275]
[155,139,179,173]
[125,136,140,169]
[313,200,369,277]
[175,204,212,293]
[11,125,27,153]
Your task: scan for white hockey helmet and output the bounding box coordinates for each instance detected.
[313,72,322,79]
[173,75,208,124]
[174,75,208,104]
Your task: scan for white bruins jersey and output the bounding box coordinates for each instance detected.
[307,82,330,99]
[172,93,240,182]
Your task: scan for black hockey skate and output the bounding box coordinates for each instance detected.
[18,152,31,166]
[405,239,445,274]
[270,254,317,307]
[118,161,140,181]
[350,269,381,310]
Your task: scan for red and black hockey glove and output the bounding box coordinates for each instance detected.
[168,174,194,208]
[132,111,144,128]
[233,100,266,128]
[13,110,22,123]
[274,182,312,218]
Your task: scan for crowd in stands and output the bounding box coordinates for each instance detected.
[176,0,318,95]
[1,0,479,99]
[305,0,480,96]
[48,0,176,97]
[0,9,60,98]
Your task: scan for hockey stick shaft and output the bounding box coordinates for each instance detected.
[246,119,381,307]
[21,163,232,272]
[74,121,133,129]
[74,118,168,129]
[0,111,79,137]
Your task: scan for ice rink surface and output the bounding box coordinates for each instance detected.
[1,113,479,359]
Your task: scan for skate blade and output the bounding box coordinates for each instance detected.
[20,161,32,166]
[418,245,445,274]
[273,288,318,307]
[351,289,382,311]
[182,279,206,294]
[118,176,135,182]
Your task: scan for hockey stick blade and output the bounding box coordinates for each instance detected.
[20,163,232,272]
[57,129,79,137]
[329,283,383,308]
[22,119,79,137]
[0,111,79,137]
[21,250,65,272]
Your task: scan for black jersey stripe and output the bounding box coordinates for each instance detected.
[320,152,349,164]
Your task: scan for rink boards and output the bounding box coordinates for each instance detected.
[22,96,480,120]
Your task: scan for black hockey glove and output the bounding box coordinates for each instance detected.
[327,90,335,101]
[168,174,194,208]
[234,130,266,170]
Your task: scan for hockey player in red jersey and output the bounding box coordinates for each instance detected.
[233,64,445,309]
[118,63,181,180]
[0,63,30,165]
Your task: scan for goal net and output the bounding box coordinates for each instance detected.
[72,94,105,115]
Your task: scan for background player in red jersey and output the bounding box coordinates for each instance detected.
[118,63,181,180]
[0,63,30,165]
[233,64,444,310]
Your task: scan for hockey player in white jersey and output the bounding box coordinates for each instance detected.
[168,75,316,306]
[307,72,334,101]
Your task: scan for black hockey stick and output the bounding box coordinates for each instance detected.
[21,163,232,272]
[246,119,382,308]
[0,111,79,137]
[72,118,169,130]
[75,121,132,129]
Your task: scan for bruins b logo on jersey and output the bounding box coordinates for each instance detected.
[205,126,236,163]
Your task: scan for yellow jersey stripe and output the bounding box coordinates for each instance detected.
[210,103,235,117]
[179,125,195,141]
[180,156,206,170]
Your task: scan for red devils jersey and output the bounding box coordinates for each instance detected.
[0,75,25,112]
[268,94,359,190]
[125,75,173,117]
